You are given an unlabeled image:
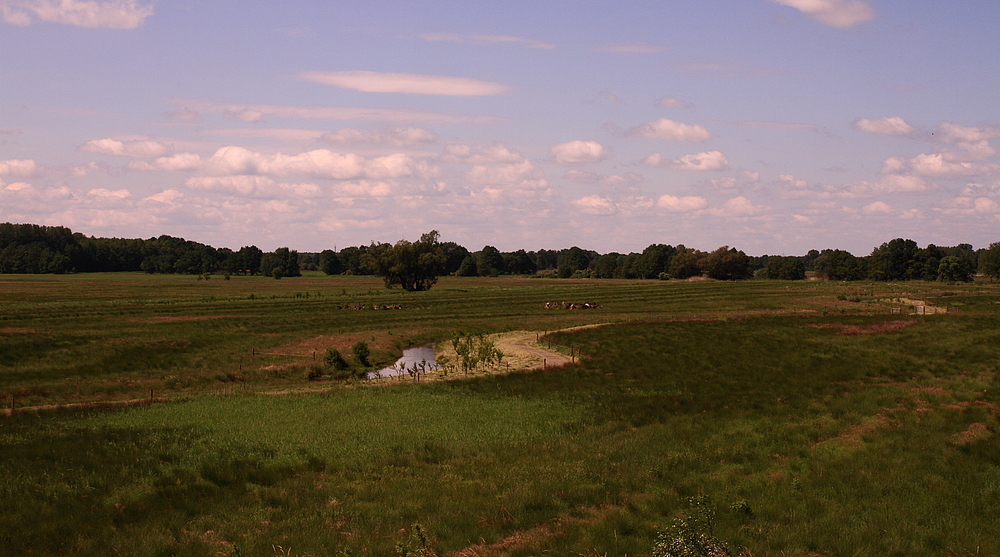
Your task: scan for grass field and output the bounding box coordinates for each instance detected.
[2,273,1000,556]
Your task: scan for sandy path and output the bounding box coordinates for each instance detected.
[499,332,571,369]
[425,324,609,379]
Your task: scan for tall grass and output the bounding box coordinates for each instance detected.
[2,275,1000,555]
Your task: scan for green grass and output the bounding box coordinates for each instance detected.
[2,274,1000,555]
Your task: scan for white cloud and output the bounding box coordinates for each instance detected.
[572,195,618,215]
[1,0,153,28]
[125,146,434,182]
[174,99,500,124]
[297,70,510,96]
[908,153,999,177]
[670,150,729,171]
[769,0,874,28]
[707,196,763,217]
[944,140,996,162]
[627,118,712,142]
[942,197,1000,216]
[320,126,437,146]
[420,33,554,49]
[659,97,691,109]
[962,181,1000,197]
[550,140,608,164]
[146,189,183,204]
[862,201,892,214]
[443,143,525,164]
[853,116,914,136]
[128,152,203,172]
[332,181,393,198]
[88,188,131,199]
[847,175,932,195]
[779,174,808,188]
[596,43,663,54]
[937,121,1000,144]
[657,194,708,212]
[0,158,37,177]
[185,176,274,196]
[4,181,32,191]
[79,138,170,158]
[642,153,663,167]
[70,162,104,177]
[465,160,547,190]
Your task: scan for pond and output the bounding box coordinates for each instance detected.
[366,345,439,379]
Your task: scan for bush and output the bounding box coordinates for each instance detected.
[352,341,371,367]
[306,364,324,381]
[323,348,348,370]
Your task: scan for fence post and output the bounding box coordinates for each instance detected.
[543,358,546,370]
[149,388,153,402]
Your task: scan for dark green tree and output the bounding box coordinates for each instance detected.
[669,246,705,279]
[761,256,806,280]
[455,255,478,276]
[365,231,447,291]
[817,249,867,280]
[319,249,343,275]
[704,246,753,280]
[868,238,918,281]
[937,256,972,282]
[477,245,505,277]
[980,242,1000,282]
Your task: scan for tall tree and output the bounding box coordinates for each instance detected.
[704,246,753,281]
[366,231,447,291]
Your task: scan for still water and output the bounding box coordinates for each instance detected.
[365,345,439,379]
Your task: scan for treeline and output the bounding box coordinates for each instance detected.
[0,223,300,277]
[320,237,1000,283]
[3,222,1000,282]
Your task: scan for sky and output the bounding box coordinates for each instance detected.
[2,0,999,256]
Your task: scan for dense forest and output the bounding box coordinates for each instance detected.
[2,222,999,283]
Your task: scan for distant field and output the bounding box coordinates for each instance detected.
[2,274,1000,556]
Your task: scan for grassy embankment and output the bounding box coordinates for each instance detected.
[2,273,999,556]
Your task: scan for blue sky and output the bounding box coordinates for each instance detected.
[2,0,999,255]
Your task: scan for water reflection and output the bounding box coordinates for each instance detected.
[366,345,439,379]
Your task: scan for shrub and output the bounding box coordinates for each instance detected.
[352,341,371,367]
[323,348,348,370]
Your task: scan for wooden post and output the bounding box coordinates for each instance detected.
[543,358,546,370]
[312,350,316,361]
[149,388,153,402]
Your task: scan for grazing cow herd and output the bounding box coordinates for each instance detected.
[544,302,602,310]
[337,303,403,310]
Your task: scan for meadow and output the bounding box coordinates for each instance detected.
[2,272,999,556]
